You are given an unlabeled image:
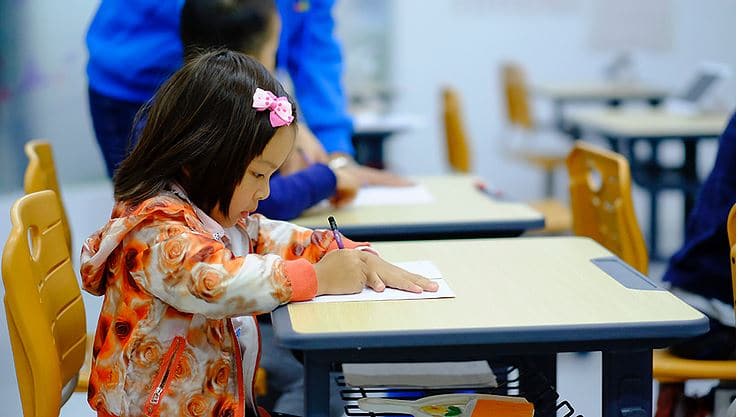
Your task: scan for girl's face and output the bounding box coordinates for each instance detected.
[210,126,295,227]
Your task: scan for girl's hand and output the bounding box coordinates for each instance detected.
[362,253,439,293]
[314,250,438,296]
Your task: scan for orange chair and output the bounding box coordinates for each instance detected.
[499,65,572,233]
[24,140,72,251]
[501,63,572,199]
[566,141,648,274]
[729,204,735,303]
[442,88,472,173]
[2,190,88,417]
[441,86,571,233]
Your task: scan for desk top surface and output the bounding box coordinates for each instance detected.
[273,237,706,349]
[566,109,730,138]
[534,81,668,101]
[293,175,544,239]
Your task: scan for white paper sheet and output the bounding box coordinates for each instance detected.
[350,184,435,207]
[296,260,454,304]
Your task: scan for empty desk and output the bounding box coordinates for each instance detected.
[566,108,729,258]
[351,112,422,169]
[534,81,667,134]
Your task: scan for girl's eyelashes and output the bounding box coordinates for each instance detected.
[251,171,265,179]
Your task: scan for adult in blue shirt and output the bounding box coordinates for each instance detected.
[86,0,405,220]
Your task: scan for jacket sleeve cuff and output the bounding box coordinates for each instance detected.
[284,258,317,302]
[326,236,372,252]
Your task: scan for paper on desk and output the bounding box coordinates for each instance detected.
[298,260,455,304]
[342,361,497,388]
[350,184,435,207]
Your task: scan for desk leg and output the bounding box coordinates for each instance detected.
[602,349,652,417]
[520,354,557,417]
[303,352,331,417]
[682,140,698,225]
[352,134,387,169]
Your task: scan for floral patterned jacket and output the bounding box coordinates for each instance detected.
[80,191,366,417]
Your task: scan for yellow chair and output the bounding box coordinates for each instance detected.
[566,141,649,274]
[566,143,736,409]
[442,88,472,173]
[24,140,72,251]
[441,86,571,233]
[499,65,572,233]
[501,63,572,198]
[729,204,735,304]
[2,190,88,417]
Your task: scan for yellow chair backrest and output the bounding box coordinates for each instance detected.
[728,204,736,306]
[442,87,472,173]
[567,142,649,275]
[23,140,72,251]
[2,190,87,417]
[501,63,533,129]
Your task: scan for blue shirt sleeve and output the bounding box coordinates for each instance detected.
[276,0,355,155]
[254,163,337,220]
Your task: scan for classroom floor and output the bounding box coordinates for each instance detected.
[0,179,722,417]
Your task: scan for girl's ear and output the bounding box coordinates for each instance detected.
[181,165,191,178]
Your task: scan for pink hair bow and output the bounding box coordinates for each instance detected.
[252,87,295,127]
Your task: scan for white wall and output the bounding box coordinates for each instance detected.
[0,0,104,193]
[384,0,736,202]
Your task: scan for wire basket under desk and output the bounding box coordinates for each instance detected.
[337,360,584,417]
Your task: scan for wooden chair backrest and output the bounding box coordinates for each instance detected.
[567,141,649,274]
[442,87,472,173]
[2,190,87,417]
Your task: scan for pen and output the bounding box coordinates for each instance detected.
[328,216,345,249]
[474,180,504,200]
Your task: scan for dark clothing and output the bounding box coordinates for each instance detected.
[662,113,736,305]
[667,318,735,360]
[256,164,337,220]
[88,88,145,178]
[662,113,736,360]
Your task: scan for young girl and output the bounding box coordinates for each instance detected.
[80,50,437,417]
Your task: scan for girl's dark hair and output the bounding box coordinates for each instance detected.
[113,49,297,216]
[180,0,276,59]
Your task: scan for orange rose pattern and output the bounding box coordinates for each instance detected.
[79,193,362,417]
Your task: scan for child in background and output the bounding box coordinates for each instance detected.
[80,50,436,417]
[180,0,368,220]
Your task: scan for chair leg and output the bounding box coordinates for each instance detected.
[655,382,685,417]
[544,169,555,198]
[649,189,660,260]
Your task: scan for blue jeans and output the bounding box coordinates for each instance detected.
[87,87,145,178]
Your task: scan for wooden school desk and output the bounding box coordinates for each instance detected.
[293,175,545,241]
[271,237,707,417]
[533,81,667,134]
[565,108,729,258]
[351,112,421,169]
